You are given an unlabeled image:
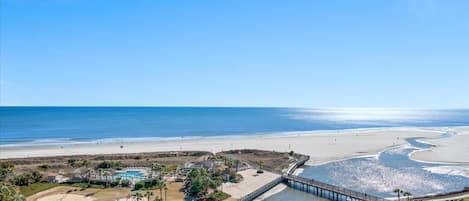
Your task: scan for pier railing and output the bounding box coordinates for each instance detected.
[237,153,388,201]
[238,176,284,201]
[286,155,310,175]
[284,175,388,201]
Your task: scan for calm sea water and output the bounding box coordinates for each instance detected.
[1,107,469,145]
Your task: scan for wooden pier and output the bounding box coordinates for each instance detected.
[238,155,389,201]
[283,175,387,201]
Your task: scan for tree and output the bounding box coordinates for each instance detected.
[190,177,204,195]
[121,179,131,187]
[81,160,90,168]
[158,182,166,201]
[0,162,14,182]
[403,191,412,201]
[84,168,93,184]
[164,186,168,201]
[234,160,240,173]
[97,161,112,169]
[133,191,143,201]
[67,159,77,167]
[103,171,111,187]
[30,171,43,183]
[1,184,26,201]
[144,191,153,201]
[393,188,404,201]
[185,168,219,199]
[134,182,145,190]
[188,169,200,179]
[12,173,41,186]
[152,163,165,178]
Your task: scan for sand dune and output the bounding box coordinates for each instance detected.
[1,127,457,166]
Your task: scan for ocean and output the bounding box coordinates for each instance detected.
[1,107,469,145]
[1,107,469,198]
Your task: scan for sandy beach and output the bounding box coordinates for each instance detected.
[409,127,469,177]
[410,130,469,164]
[1,127,459,166]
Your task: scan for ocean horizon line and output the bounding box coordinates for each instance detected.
[1,106,469,110]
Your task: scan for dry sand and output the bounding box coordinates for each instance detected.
[36,194,93,201]
[411,130,469,164]
[0,127,450,165]
[37,194,93,201]
[409,127,469,177]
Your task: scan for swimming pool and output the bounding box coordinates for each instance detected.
[115,170,146,181]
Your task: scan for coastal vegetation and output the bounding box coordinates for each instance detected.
[208,191,231,200]
[19,183,59,197]
[0,184,26,201]
[218,149,302,173]
[185,168,221,197]
[394,188,414,201]
[0,150,300,201]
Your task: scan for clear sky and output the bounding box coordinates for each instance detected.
[1,0,468,108]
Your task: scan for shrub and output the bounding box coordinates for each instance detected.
[96,161,122,169]
[110,181,119,187]
[67,159,77,167]
[121,179,130,187]
[134,181,144,190]
[72,183,89,188]
[12,172,43,186]
[37,164,49,170]
[0,162,14,181]
[208,191,231,200]
[89,184,105,189]
[1,184,26,201]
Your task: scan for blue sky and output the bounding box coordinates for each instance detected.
[1,0,468,108]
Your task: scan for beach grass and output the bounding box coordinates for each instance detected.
[19,182,60,197]
[209,191,231,200]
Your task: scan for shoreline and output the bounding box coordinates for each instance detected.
[407,128,469,177]
[1,127,461,166]
[0,126,447,148]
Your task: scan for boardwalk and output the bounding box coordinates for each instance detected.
[284,175,387,201]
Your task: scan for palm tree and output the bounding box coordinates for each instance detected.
[158,182,166,201]
[103,171,111,187]
[393,188,404,201]
[152,163,165,178]
[143,191,153,201]
[164,186,168,201]
[403,191,412,201]
[98,168,103,181]
[234,159,240,173]
[84,168,93,185]
[133,191,143,201]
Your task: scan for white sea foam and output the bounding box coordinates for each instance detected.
[424,166,469,178]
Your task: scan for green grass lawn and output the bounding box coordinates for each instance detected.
[208,191,231,201]
[19,182,60,197]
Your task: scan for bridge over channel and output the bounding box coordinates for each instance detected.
[239,156,389,201]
